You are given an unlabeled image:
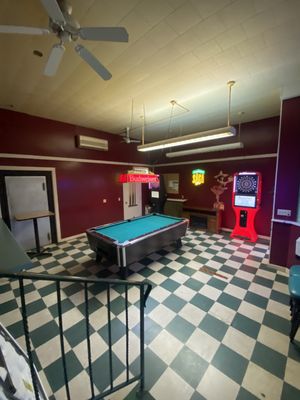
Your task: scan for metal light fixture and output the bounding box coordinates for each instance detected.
[137,81,236,152]
[166,141,244,158]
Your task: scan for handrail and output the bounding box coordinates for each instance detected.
[0,271,152,399]
[0,271,152,305]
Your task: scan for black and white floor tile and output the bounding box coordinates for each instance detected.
[1,229,300,400]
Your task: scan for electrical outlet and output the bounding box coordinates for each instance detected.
[277,209,291,216]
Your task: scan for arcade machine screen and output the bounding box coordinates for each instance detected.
[234,195,256,208]
[150,190,159,199]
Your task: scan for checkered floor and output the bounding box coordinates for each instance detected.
[1,229,300,400]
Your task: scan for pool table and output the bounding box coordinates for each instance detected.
[86,213,188,278]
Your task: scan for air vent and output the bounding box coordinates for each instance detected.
[76,135,108,151]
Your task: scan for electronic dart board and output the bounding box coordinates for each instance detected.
[231,172,262,242]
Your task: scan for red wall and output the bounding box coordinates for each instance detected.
[270,222,300,267]
[155,157,276,236]
[0,109,150,238]
[270,96,300,267]
[273,97,300,221]
[0,109,150,164]
[0,110,280,239]
[153,117,279,237]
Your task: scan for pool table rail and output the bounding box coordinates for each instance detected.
[86,215,189,278]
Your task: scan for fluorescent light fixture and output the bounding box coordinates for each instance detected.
[137,126,236,152]
[166,141,243,158]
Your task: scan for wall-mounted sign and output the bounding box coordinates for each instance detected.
[119,173,159,184]
[163,173,179,194]
[192,169,205,186]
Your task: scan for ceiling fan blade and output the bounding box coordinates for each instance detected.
[0,25,50,35]
[79,27,128,42]
[74,44,112,80]
[40,0,66,25]
[44,44,65,76]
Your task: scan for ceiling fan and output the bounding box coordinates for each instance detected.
[121,127,141,144]
[0,0,128,80]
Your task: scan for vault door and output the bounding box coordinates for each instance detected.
[5,176,51,251]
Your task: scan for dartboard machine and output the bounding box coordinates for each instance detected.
[231,172,262,242]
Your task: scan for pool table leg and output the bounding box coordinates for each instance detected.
[120,267,128,280]
[176,238,182,248]
[96,251,102,264]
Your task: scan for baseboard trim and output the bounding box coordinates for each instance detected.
[59,232,86,242]
[265,262,289,273]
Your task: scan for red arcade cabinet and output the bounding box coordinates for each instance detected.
[231,172,262,242]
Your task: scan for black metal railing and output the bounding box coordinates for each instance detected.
[0,271,152,400]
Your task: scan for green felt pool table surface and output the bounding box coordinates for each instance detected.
[94,214,183,243]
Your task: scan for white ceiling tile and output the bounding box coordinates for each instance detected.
[263,19,300,47]
[135,33,200,76]
[242,9,278,37]
[236,34,267,57]
[69,0,95,22]
[217,0,256,28]
[170,30,202,55]
[1,0,300,140]
[110,37,158,75]
[134,0,174,25]
[190,0,233,19]
[193,40,222,61]
[253,0,285,14]
[191,58,220,76]
[78,1,119,26]
[151,51,200,80]
[192,14,227,44]
[271,0,300,25]
[214,47,242,67]
[226,55,257,78]
[165,2,202,35]
[119,8,155,42]
[209,62,241,85]
[166,0,188,9]
[0,0,46,26]
[79,0,138,26]
[215,25,248,50]
[143,21,178,50]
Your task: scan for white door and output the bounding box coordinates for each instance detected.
[5,176,52,251]
[123,182,142,220]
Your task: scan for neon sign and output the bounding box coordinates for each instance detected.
[192,169,205,186]
[119,173,159,183]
